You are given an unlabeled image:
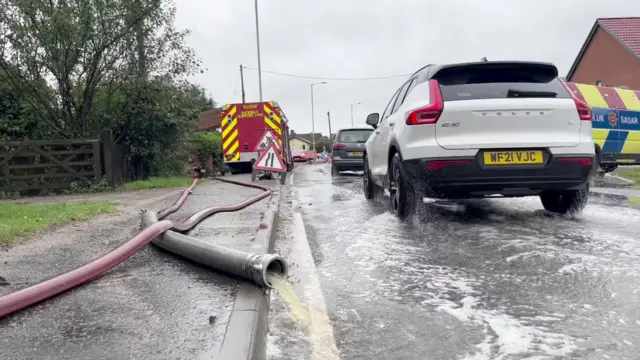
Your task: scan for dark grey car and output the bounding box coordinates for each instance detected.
[331,128,374,175]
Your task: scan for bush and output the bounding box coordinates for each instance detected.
[188,131,223,170]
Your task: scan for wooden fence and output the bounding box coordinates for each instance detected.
[0,130,131,192]
[0,139,102,191]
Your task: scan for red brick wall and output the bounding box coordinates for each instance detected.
[569,27,640,90]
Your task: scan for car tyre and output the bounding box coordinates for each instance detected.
[600,163,618,173]
[390,153,415,221]
[540,184,589,215]
[331,164,340,177]
[363,154,382,200]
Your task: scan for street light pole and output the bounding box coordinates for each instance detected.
[253,0,263,101]
[311,81,327,151]
[350,102,361,127]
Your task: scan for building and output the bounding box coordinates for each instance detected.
[289,135,313,152]
[566,17,640,89]
[196,107,224,132]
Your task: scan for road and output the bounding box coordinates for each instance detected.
[0,175,275,360]
[268,163,640,360]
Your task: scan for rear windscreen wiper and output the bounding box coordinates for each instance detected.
[506,89,557,98]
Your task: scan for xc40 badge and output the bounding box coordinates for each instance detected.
[440,122,460,128]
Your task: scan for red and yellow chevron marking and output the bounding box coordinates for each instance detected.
[264,102,283,146]
[221,104,240,162]
[570,83,640,111]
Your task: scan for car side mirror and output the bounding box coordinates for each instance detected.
[366,113,379,129]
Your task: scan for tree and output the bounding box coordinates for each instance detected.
[0,65,41,141]
[0,0,213,179]
[315,136,332,153]
[0,0,202,139]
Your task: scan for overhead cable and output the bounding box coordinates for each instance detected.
[241,66,411,81]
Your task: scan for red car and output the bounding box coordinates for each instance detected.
[292,150,318,163]
[292,151,308,162]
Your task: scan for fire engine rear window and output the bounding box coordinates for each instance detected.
[337,129,373,143]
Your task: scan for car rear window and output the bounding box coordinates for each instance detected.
[432,63,572,101]
[337,129,373,143]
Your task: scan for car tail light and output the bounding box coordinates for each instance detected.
[558,157,592,166]
[406,80,444,125]
[427,160,471,169]
[333,143,347,150]
[574,100,592,121]
[561,81,592,121]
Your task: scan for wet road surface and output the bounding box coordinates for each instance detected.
[0,175,274,360]
[269,163,640,360]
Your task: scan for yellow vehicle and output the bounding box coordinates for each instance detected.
[566,82,640,172]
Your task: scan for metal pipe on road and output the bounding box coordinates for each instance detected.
[143,211,287,288]
[0,174,285,318]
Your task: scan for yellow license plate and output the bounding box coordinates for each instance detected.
[483,151,543,165]
[349,152,363,157]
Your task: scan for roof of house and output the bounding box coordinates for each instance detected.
[567,17,640,80]
[196,108,224,131]
[291,134,313,144]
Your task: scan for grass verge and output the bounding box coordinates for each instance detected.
[0,202,116,245]
[613,167,640,185]
[627,196,640,209]
[120,176,195,192]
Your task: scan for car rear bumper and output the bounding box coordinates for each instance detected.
[403,154,595,198]
[333,158,364,170]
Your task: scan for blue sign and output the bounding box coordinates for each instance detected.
[591,107,616,129]
[591,107,640,131]
[618,110,640,131]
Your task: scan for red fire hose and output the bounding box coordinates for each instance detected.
[0,221,175,317]
[172,178,272,232]
[0,174,272,318]
[157,178,199,219]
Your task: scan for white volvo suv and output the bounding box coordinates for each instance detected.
[363,61,596,220]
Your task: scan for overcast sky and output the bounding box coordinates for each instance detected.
[174,0,640,136]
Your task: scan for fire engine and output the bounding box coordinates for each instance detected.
[220,101,294,174]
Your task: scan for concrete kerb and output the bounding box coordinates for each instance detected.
[589,190,629,202]
[217,181,283,360]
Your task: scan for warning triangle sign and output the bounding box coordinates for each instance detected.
[254,130,281,152]
[253,144,286,173]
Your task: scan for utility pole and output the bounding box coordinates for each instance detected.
[239,65,246,103]
[253,0,263,101]
[327,111,332,139]
[350,102,361,127]
[310,81,327,151]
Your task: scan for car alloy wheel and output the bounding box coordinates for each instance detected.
[363,155,374,199]
[390,153,414,221]
[391,160,401,212]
